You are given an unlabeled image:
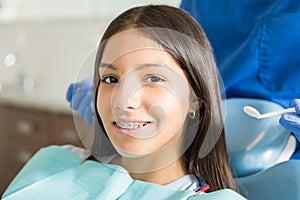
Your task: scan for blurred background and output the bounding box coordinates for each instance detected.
[0,0,180,194]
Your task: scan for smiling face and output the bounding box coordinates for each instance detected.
[97,30,194,157]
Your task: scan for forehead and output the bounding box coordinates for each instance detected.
[102,29,163,64]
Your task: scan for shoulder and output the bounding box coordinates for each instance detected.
[61,144,90,159]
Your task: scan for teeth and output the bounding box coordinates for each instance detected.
[116,121,146,129]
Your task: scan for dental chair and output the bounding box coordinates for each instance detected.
[224,98,300,200]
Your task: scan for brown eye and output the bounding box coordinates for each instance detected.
[102,76,119,84]
[145,75,164,83]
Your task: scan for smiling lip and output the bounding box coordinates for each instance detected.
[113,120,151,136]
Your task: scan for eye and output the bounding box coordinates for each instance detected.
[101,76,119,84]
[145,75,164,83]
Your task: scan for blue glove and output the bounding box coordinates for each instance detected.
[279,99,300,141]
[66,77,95,125]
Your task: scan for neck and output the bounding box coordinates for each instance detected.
[128,157,187,185]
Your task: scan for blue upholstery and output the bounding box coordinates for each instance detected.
[224,98,300,199]
[236,160,300,199]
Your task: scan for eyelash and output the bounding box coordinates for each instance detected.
[100,75,165,84]
[101,76,119,84]
[145,75,165,83]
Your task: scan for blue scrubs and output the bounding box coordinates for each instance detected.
[181,0,300,159]
[180,0,300,108]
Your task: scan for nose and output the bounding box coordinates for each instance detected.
[112,77,141,111]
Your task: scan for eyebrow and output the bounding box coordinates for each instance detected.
[99,63,174,72]
[99,63,118,70]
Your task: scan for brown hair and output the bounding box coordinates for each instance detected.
[93,5,236,192]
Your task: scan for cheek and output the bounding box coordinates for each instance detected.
[149,82,191,121]
[149,91,188,125]
[97,88,112,119]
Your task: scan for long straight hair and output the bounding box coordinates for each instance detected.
[93,5,236,191]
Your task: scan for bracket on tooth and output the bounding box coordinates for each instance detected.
[116,121,140,129]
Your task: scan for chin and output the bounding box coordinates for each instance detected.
[114,146,148,158]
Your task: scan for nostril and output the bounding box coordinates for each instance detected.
[114,104,121,110]
[113,97,140,111]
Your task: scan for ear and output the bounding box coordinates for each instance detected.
[189,97,200,113]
